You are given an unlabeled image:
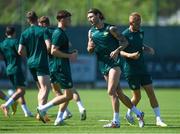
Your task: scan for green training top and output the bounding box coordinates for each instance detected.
[122,28,149,77]
[90,23,119,62]
[51,27,70,72]
[0,38,22,75]
[19,25,48,69]
[44,27,55,73]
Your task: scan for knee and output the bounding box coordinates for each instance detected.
[107,88,116,96]
[17,88,25,96]
[132,94,141,103]
[66,92,73,101]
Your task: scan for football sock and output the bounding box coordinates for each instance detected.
[131,105,141,116]
[4,97,14,107]
[76,101,85,112]
[153,107,161,118]
[113,112,120,123]
[38,101,53,112]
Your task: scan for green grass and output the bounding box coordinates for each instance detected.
[0,88,180,133]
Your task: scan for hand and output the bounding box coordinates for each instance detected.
[69,51,78,61]
[110,49,119,59]
[87,41,95,53]
[128,51,140,60]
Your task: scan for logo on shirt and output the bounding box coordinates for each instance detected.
[103,32,109,36]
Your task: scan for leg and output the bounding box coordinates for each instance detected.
[1,87,25,117]
[37,75,50,106]
[72,89,86,120]
[103,67,120,128]
[143,84,167,127]
[51,83,62,96]
[37,89,73,123]
[18,96,33,117]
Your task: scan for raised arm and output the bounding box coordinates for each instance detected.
[109,26,129,58]
[87,30,95,54]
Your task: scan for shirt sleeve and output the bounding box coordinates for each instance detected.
[19,33,26,46]
[44,28,50,40]
[52,30,64,48]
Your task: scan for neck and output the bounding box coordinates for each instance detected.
[95,21,104,29]
[58,23,66,30]
[129,26,139,32]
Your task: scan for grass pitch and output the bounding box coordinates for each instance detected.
[0,88,180,133]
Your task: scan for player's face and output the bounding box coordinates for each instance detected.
[64,17,71,27]
[129,16,141,31]
[87,13,100,26]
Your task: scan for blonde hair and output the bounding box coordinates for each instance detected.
[129,12,141,21]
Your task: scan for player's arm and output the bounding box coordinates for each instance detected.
[18,44,27,57]
[120,51,140,60]
[45,39,51,53]
[87,30,95,54]
[109,26,129,58]
[143,43,155,55]
[51,45,77,61]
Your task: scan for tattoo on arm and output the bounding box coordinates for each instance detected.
[109,26,128,51]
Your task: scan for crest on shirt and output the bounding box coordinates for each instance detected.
[103,32,109,36]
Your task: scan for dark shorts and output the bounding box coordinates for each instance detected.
[98,57,122,76]
[50,71,73,89]
[29,68,49,82]
[8,72,26,88]
[126,75,152,90]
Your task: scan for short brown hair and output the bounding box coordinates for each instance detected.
[26,11,38,22]
[56,10,71,21]
[39,16,50,25]
[87,8,105,20]
[6,26,15,36]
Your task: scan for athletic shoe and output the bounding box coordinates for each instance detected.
[54,118,64,126]
[36,113,50,122]
[137,112,145,128]
[103,121,120,128]
[63,111,72,120]
[11,101,18,115]
[156,119,167,127]
[80,109,86,120]
[125,113,135,125]
[25,112,34,117]
[37,108,46,123]
[1,104,9,117]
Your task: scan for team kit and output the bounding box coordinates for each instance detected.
[0,8,167,128]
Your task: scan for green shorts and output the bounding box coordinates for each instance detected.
[126,75,152,90]
[29,68,49,82]
[98,57,122,76]
[50,71,73,89]
[8,72,26,88]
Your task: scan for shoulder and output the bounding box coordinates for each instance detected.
[122,28,130,36]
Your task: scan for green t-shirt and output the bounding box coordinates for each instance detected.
[51,27,70,72]
[90,23,122,75]
[122,28,149,77]
[44,27,55,72]
[90,23,119,62]
[0,38,22,75]
[19,25,48,69]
